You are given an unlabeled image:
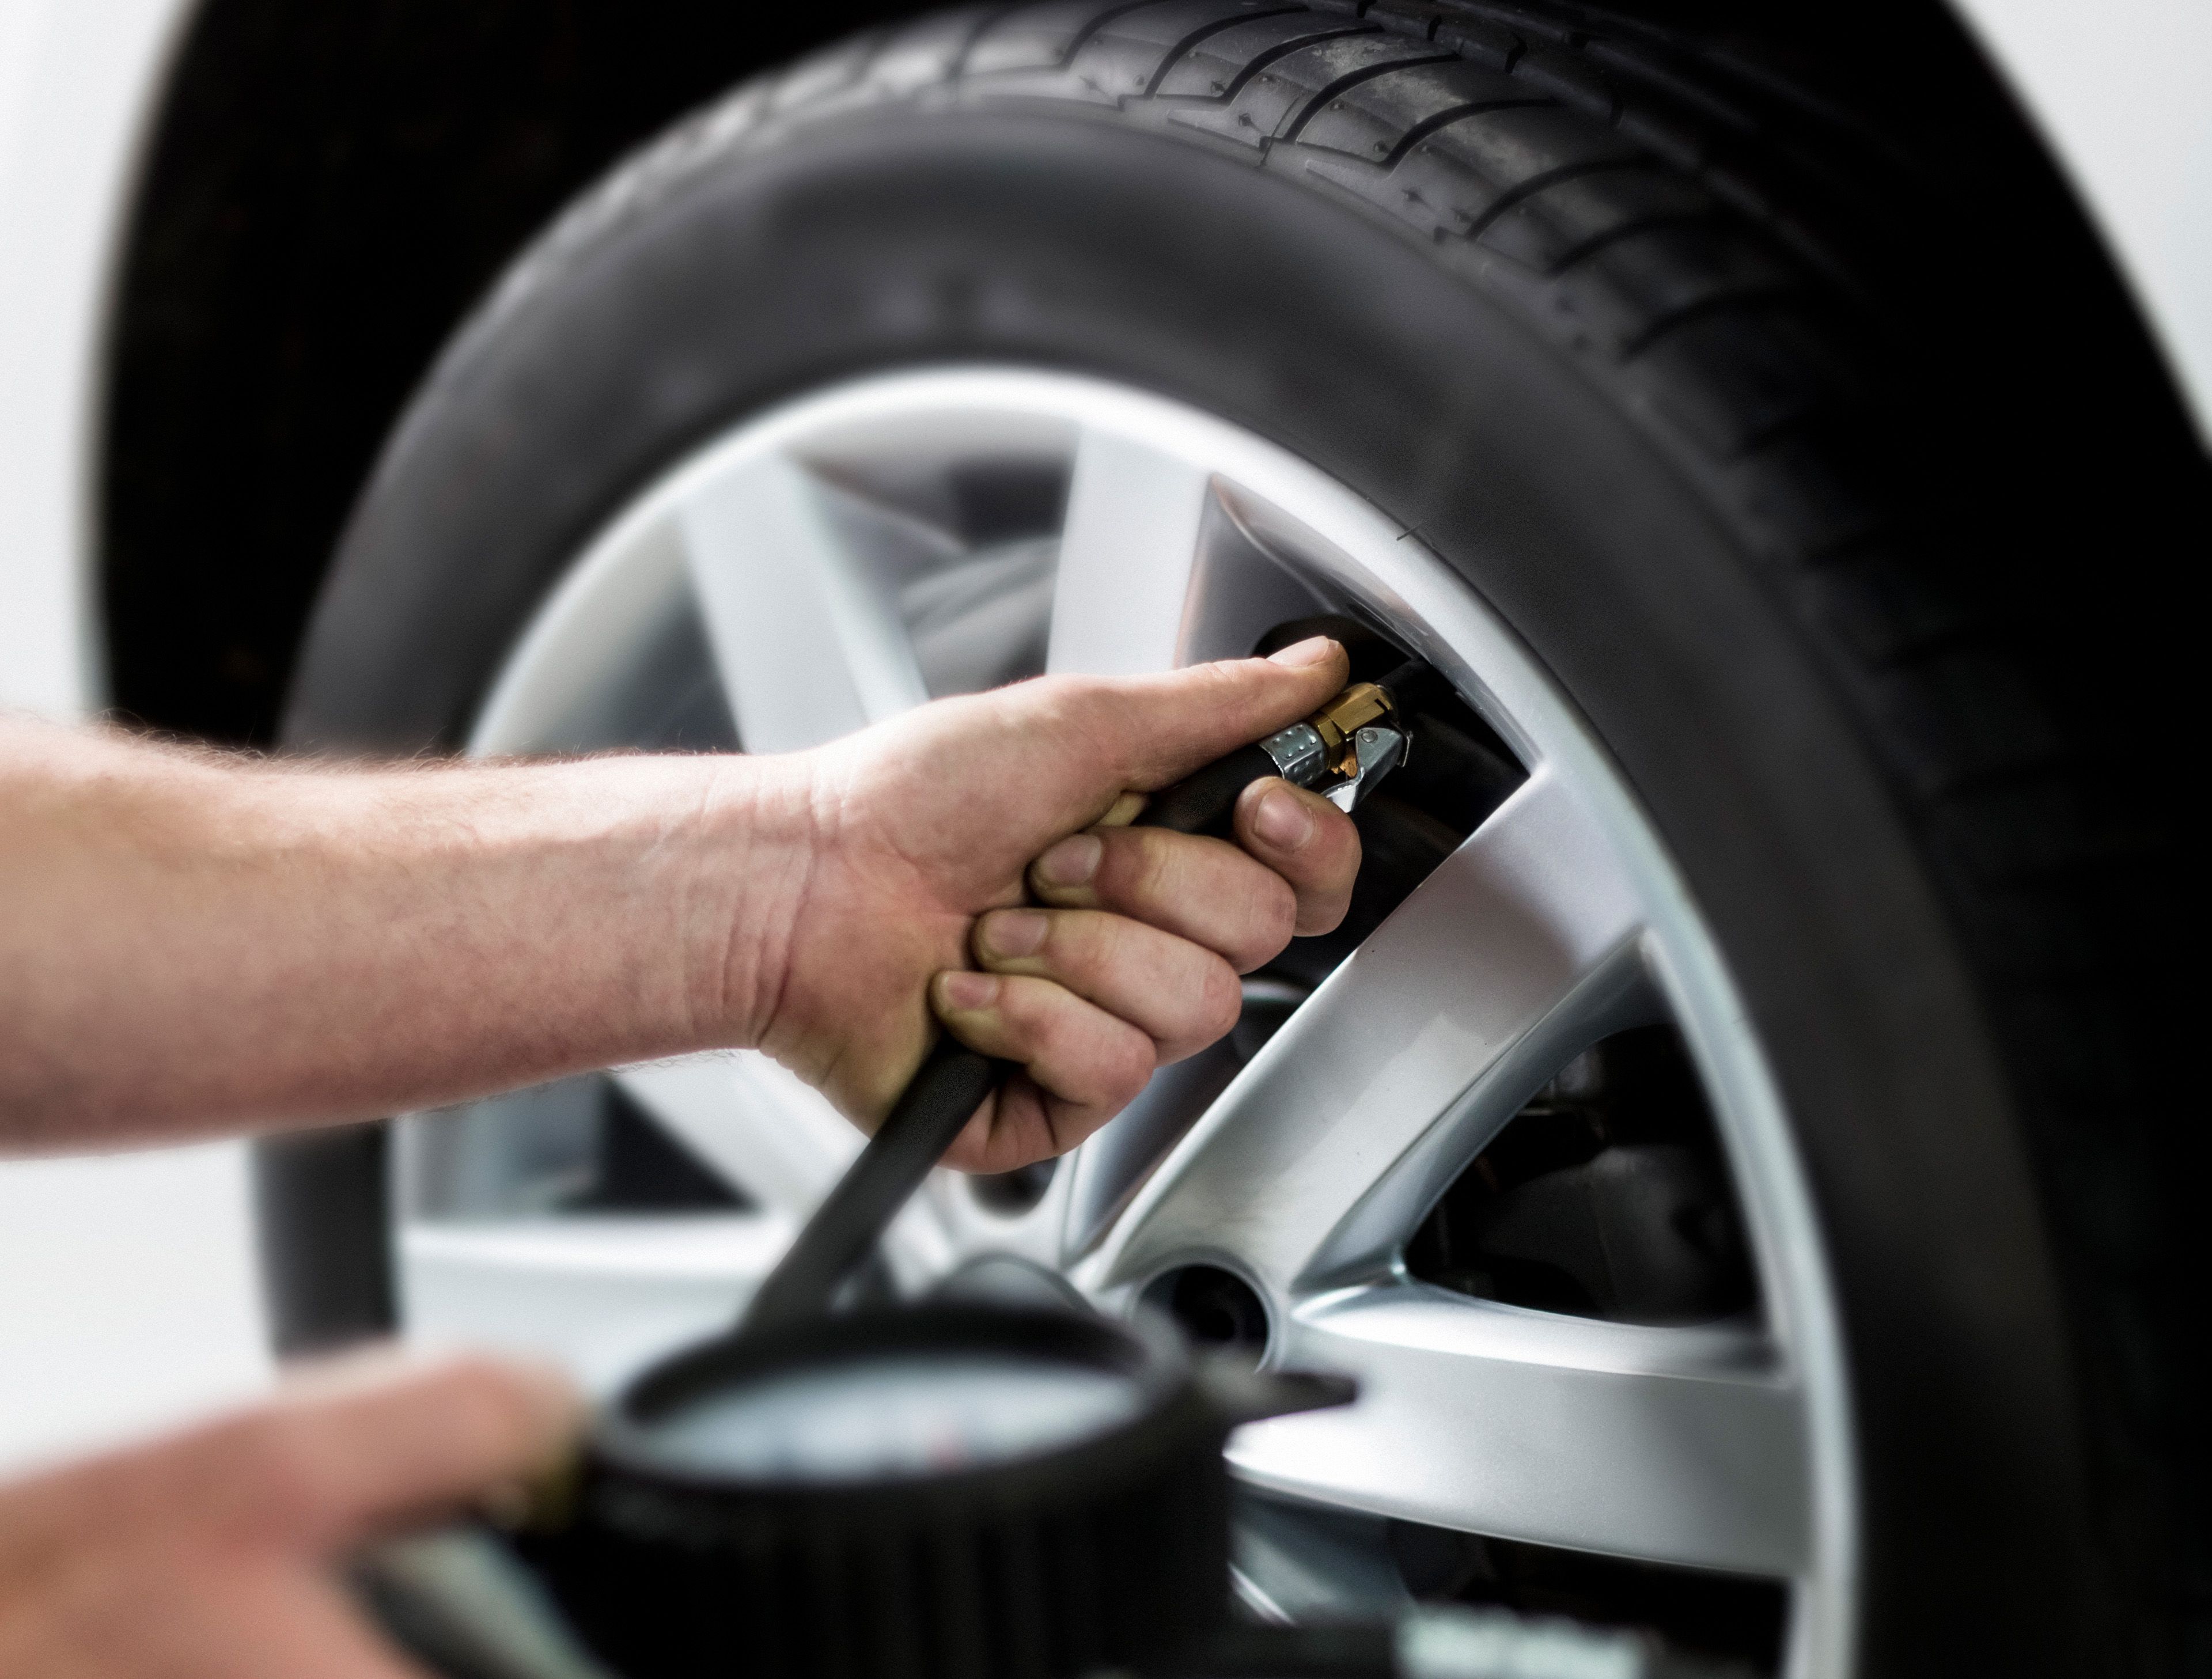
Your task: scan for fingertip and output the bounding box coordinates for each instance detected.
[1029,833,1103,900]
[209,1348,588,1549]
[1194,957,1245,1048]
[402,1353,586,1473]
[1232,780,1359,938]
[935,969,1001,1015]
[1297,892,1354,938]
[1262,636,1350,698]
[1237,778,1352,859]
[1265,634,1342,669]
[975,908,1049,964]
[1078,1022,1160,1116]
[1244,778,1317,853]
[1118,641,1349,786]
[1095,790,1148,829]
[483,1357,588,1457]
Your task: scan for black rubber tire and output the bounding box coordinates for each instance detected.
[270,5,2202,1674]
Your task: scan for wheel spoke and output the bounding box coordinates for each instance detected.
[1244,1283,1808,1576]
[613,1056,958,1288]
[1044,427,1214,675]
[1085,768,1647,1293]
[610,1055,858,1222]
[399,1216,794,1394]
[680,453,929,751]
[1232,1490,1410,1623]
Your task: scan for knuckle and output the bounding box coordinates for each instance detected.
[1232,877,1297,969]
[1070,909,1118,972]
[1301,878,1355,935]
[1041,675,1140,778]
[1097,920,1150,986]
[1190,662,1244,715]
[1103,1032,1157,1108]
[1041,1007,1148,1110]
[1138,831,1181,899]
[1017,918,1062,973]
[1036,994,1088,1063]
[1115,829,1180,912]
[228,1414,336,1536]
[1010,980,1070,1053]
[1323,811,1363,882]
[1199,964,1244,1042]
[1012,671,1083,721]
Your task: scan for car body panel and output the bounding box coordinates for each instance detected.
[0,0,188,717]
[1952,0,2212,452]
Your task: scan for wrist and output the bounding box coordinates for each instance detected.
[664,750,820,1054]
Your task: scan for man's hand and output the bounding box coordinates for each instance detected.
[0,1352,579,1679]
[0,640,1359,1158]
[741,636,1362,1170]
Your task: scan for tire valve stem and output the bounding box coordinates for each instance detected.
[1257,660,1430,813]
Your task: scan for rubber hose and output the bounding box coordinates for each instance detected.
[1137,744,1278,839]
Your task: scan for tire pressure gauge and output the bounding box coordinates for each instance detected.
[360,1316,1695,1679]
[528,1306,1349,1679]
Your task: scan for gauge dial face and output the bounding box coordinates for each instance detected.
[637,1351,1146,1484]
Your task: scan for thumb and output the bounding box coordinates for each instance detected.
[1081,636,1351,790]
[16,1348,584,1556]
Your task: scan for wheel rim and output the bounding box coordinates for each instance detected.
[391,366,1855,1676]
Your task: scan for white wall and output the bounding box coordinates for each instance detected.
[0,1143,268,1473]
[0,0,271,1476]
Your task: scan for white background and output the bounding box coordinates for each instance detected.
[0,1142,268,1473]
[1,0,272,1477]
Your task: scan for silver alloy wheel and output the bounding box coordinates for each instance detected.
[391,367,1855,1677]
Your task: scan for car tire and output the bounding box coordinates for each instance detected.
[267,5,2200,1673]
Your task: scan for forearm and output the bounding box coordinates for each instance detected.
[0,719,808,1147]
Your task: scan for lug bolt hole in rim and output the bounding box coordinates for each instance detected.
[390,369,1848,1677]
[1143,1265,1272,1367]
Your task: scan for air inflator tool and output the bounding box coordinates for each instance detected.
[358,650,1721,1679]
[738,653,1435,1337]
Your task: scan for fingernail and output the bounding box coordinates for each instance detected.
[940,971,999,1011]
[1268,635,1337,668]
[1253,785,1316,851]
[1035,833,1102,889]
[982,908,1049,959]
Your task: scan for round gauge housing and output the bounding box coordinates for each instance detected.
[530,1305,1343,1679]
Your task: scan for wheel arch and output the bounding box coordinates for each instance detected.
[93,0,936,746]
